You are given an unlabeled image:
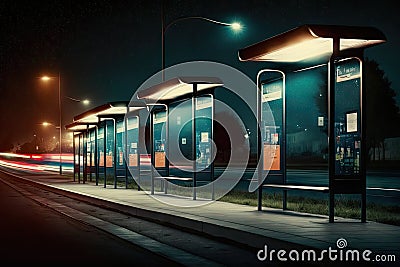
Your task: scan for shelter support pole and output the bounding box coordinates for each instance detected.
[113,119,117,189]
[282,71,287,210]
[89,130,93,182]
[328,37,340,223]
[211,92,215,200]
[78,134,81,183]
[95,126,99,186]
[360,56,367,223]
[124,111,128,189]
[137,116,141,191]
[73,132,76,182]
[150,109,155,195]
[83,126,88,184]
[257,71,263,211]
[104,121,107,188]
[192,84,198,200]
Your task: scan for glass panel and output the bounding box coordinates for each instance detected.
[261,78,282,172]
[153,110,166,168]
[168,99,193,177]
[116,120,124,167]
[73,134,80,176]
[79,134,83,175]
[286,66,329,182]
[105,121,114,168]
[98,126,104,168]
[196,96,213,177]
[334,58,361,176]
[126,116,139,167]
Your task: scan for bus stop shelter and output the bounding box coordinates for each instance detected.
[65,101,135,189]
[130,76,223,200]
[238,24,386,222]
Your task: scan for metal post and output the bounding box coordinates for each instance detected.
[124,111,129,189]
[328,38,340,223]
[89,129,93,182]
[85,126,89,183]
[161,1,166,81]
[95,125,99,186]
[113,118,117,189]
[78,133,81,183]
[282,72,287,210]
[83,128,87,184]
[211,93,215,200]
[72,132,76,182]
[360,57,367,223]
[137,116,141,191]
[104,121,107,188]
[192,84,197,200]
[328,59,335,223]
[88,130,93,182]
[165,106,170,178]
[150,110,155,195]
[257,73,263,211]
[58,72,62,175]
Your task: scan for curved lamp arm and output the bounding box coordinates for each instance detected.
[164,16,241,33]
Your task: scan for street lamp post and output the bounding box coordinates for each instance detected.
[161,15,241,80]
[41,73,62,175]
[66,96,90,105]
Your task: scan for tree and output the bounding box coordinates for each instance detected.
[364,58,400,160]
[0,134,14,152]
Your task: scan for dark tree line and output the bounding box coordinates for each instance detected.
[364,59,400,160]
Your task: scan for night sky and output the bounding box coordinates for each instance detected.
[1,0,398,149]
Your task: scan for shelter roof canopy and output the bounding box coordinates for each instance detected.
[238,24,386,64]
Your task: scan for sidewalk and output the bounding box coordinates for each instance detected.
[10,169,400,263]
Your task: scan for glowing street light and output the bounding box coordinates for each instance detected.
[41,121,60,128]
[231,22,242,31]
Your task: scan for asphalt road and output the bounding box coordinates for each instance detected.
[0,171,180,266]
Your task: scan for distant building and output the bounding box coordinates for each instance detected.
[287,128,327,159]
[370,137,400,161]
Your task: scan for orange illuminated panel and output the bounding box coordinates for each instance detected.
[106,155,113,167]
[119,151,123,166]
[263,144,280,171]
[129,154,138,167]
[99,153,104,167]
[155,152,166,168]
